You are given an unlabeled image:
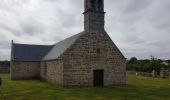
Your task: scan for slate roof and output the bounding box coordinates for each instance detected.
[11,31,84,61]
[11,43,54,61]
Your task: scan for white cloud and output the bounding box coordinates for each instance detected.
[0,0,170,60]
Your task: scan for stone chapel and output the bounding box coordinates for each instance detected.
[11,0,126,87]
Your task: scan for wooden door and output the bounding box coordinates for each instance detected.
[93,70,104,87]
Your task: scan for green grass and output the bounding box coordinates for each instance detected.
[0,74,170,100]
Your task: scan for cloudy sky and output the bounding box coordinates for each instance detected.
[0,0,170,60]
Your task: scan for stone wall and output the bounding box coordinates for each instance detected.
[40,60,63,85]
[160,69,169,78]
[61,32,126,86]
[10,61,40,80]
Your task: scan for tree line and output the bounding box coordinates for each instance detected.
[0,61,10,68]
[127,56,170,74]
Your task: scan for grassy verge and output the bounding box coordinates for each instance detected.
[0,74,170,100]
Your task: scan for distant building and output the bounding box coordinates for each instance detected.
[10,0,126,87]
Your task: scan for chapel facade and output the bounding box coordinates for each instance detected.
[11,0,126,87]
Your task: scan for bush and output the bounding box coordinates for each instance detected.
[127,57,166,73]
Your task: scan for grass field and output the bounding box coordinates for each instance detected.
[0,74,170,100]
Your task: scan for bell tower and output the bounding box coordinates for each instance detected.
[83,0,105,33]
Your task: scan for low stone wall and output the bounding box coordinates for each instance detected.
[0,61,10,73]
[0,66,10,73]
[136,72,152,77]
[127,71,153,77]
[127,71,170,79]
[127,71,136,75]
[160,70,169,78]
[11,61,40,80]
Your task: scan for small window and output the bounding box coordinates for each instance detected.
[97,48,100,54]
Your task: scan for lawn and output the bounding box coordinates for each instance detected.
[0,74,170,100]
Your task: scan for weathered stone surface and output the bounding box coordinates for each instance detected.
[61,32,126,86]
[40,60,63,85]
[10,61,40,80]
[84,0,105,33]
